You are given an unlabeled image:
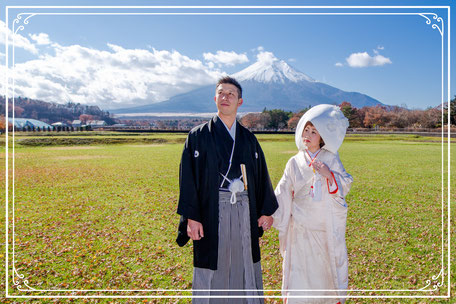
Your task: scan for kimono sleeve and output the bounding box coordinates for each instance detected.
[176,135,201,222]
[254,139,278,216]
[272,158,294,256]
[176,134,202,247]
[328,152,353,200]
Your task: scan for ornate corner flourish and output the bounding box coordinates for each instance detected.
[418,268,444,291]
[419,13,443,36]
[13,267,37,291]
[13,13,37,34]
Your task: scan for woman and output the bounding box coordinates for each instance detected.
[273,104,353,304]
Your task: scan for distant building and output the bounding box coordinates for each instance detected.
[87,120,107,128]
[9,118,52,129]
[111,123,126,127]
[72,120,82,127]
[51,122,69,127]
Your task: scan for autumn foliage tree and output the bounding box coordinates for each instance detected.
[0,115,6,132]
[339,102,364,128]
[0,115,13,133]
[383,106,415,128]
[287,115,301,129]
[14,106,25,117]
[287,108,309,129]
[240,113,262,129]
[0,96,116,125]
[79,114,94,124]
[419,108,442,128]
[239,112,270,130]
[362,105,390,128]
[339,101,354,121]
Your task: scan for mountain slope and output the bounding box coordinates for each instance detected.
[113,53,382,114]
[233,54,315,83]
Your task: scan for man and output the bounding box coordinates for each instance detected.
[176,76,278,303]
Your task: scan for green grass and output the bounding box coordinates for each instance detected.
[2,132,189,146]
[1,131,453,147]
[0,133,454,303]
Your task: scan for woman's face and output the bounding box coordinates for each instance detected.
[302,123,321,152]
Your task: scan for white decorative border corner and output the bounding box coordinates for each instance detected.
[13,13,36,34]
[4,5,451,300]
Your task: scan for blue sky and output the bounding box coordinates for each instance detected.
[1,0,454,110]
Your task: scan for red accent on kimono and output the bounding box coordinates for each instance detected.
[305,149,321,167]
[327,171,338,194]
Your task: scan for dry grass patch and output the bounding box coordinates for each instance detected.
[54,155,113,161]
[125,144,162,148]
[280,150,297,154]
[47,146,103,150]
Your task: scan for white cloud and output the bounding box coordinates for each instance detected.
[2,43,224,109]
[335,62,343,67]
[250,46,264,53]
[373,45,385,55]
[0,20,37,54]
[346,51,392,68]
[257,51,277,65]
[203,50,249,66]
[288,58,296,62]
[29,33,51,45]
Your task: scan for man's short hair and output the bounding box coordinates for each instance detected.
[216,76,242,99]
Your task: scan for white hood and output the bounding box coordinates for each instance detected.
[295,104,349,154]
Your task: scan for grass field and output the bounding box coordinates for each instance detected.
[0,132,454,303]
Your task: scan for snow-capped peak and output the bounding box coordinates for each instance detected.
[232,51,315,83]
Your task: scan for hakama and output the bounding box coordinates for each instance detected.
[193,191,264,304]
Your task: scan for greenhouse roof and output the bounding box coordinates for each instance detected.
[8,118,52,129]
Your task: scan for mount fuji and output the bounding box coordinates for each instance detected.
[112,53,382,115]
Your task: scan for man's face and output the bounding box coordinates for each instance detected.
[214,83,243,117]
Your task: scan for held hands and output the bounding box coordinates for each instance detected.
[188,216,273,239]
[312,160,333,184]
[187,219,204,240]
[258,215,273,231]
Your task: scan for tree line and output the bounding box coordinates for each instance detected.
[1,95,454,132]
[240,98,455,131]
[0,96,116,125]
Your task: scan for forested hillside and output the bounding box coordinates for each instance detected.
[0,96,116,125]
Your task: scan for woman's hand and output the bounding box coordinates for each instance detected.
[258,215,273,231]
[312,160,333,183]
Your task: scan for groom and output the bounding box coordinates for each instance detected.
[176,76,278,303]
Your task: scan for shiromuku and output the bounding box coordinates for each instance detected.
[272,104,353,304]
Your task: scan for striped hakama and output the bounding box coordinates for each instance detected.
[192,190,264,304]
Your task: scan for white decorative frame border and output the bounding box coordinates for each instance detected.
[3,5,451,300]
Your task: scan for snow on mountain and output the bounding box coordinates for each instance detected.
[233,51,315,83]
[112,52,383,115]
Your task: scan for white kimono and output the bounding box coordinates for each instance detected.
[273,149,353,304]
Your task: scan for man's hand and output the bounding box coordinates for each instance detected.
[187,219,204,240]
[258,215,273,231]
